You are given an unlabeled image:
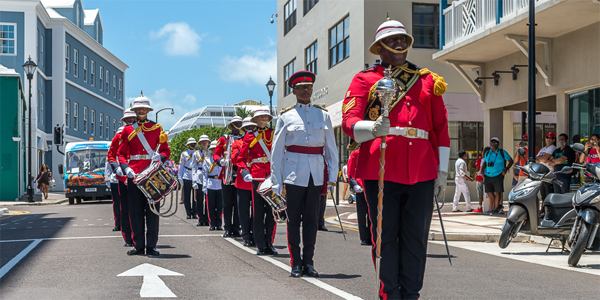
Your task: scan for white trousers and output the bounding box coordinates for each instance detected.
[453,178,472,210]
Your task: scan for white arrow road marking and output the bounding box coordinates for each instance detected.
[118,263,184,298]
[0,239,42,280]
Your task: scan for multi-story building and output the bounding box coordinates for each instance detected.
[0,0,128,198]
[168,100,272,138]
[276,0,483,201]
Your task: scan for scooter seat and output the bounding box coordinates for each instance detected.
[543,193,574,208]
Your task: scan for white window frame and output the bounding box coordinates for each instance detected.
[305,41,318,74]
[83,55,88,82]
[39,90,44,125]
[113,75,117,98]
[99,66,103,91]
[83,106,88,133]
[91,109,95,136]
[90,60,95,86]
[105,115,110,138]
[105,70,109,94]
[99,112,104,138]
[39,32,44,66]
[73,102,79,131]
[118,79,122,101]
[65,99,70,128]
[65,43,70,72]
[284,59,296,96]
[329,15,350,68]
[113,119,117,135]
[0,22,17,55]
[73,48,78,77]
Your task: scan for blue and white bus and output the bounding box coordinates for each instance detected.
[59,141,112,204]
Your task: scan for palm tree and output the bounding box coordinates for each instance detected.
[235,106,254,119]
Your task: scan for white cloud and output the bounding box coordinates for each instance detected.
[127,89,195,131]
[151,22,202,56]
[220,50,277,86]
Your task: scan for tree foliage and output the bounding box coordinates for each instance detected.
[168,127,228,162]
[235,106,254,119]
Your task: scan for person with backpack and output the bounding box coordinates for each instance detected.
[479,137,513,214]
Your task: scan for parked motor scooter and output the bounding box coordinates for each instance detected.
[565,143,600,266]
[499,148,577,249]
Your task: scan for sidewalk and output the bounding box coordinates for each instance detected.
[326,200,556,245]
[0,192,69,209]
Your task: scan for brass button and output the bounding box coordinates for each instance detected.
[408,121,412,126]
[407,102,411,106]
[409,142,413,146]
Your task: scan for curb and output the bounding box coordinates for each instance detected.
[0,207,7,215]
[428,232,531,242]
[0,198,69,207]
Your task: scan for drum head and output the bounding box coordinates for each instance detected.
[258,178,271,193]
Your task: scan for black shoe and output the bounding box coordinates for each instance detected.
[202,221,210,226]
[217,226,223,231]
[360,240,370,246]
[291,266,303,277]
[112,226,120,232]
[249,240,256,247]
[267,244,278,255]
[257,248,269,255]
[232,230,242,237]
[124,242,134,247]
[186,215,191,219]
[223,230,232,237]
[146,247,160,256]
[209,226,216,231]
[127,248,144,255]
[318,226,328,231]
[191,214,197,219]
[243,240,251,247]
[303,264,319,277]
[196,222,202,226]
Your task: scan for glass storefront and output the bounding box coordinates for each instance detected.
[570,87,600,144]
[448,121,483,180]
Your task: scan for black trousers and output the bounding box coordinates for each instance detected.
[119,181,132,244]
[221,183,240,232]
[355,191,371,242]
[237,188,253,241]
[318,194,327,228]
[195,186,208,222]
[182,179,196,217]
[110,182,121,228]
[252,180,276,249]
[286,176,321,267]
[365,179,434,300]
[127,178,159,249]
[206,189,223,228]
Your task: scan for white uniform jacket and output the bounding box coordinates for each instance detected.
[192,149,209,185]
[271,103,339,187]
[178,149,197,181]
[202,152,222,192]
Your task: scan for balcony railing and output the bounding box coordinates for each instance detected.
[442,0,549,49]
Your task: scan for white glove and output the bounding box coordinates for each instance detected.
[433,171,448,199]
[354,185,364,193]
[202,188,208,194]
[152,152,161,162]
[192,183,198,189]
[219,159,228,167]
[106,180,111,188]
[125,167,136,179]
[272,184,282,195]
[243,174,253,182]
[179,178,184,185]
[115,167,124,177]
[372,116,390,138]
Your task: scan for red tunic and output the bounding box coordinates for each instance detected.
[107,132,126,183]
[342,64,450,185]
[231,138,252,190]
[347,149,363,188]
[118,120,171,173]
[213,135,240,180]
[238,128,273,181]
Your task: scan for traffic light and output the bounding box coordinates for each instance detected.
[54,126,62,145]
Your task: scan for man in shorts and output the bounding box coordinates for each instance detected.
[479,137,513,214]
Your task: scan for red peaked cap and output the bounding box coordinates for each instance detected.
[288,71,316,88]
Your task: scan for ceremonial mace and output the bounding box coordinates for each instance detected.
[374,67,396,296]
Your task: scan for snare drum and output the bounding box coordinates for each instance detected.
[134,161,177,203]
[258,175,287,222]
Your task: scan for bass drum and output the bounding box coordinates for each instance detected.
[258,175,288,223]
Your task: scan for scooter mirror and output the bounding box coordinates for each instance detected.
[559,166,573,174]
[518,147,526,157]
[573,143,586,154]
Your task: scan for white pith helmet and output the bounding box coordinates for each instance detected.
[251,108,273,123]
[131,91,153,111]
[369,20,414,55]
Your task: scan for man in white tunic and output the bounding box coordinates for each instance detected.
[452,150,473,212]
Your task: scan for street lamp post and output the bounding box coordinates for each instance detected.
[155,107,174,124]
[265,76,276,127]
[22,56,37,203]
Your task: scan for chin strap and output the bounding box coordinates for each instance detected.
[379,41,409,54]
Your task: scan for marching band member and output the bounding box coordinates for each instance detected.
[233,117,257,246]
[203,140,223,231]
[214,116,243,237]
[271,71,339,277]
[347,147,371,246]
[239,109,276,255]
[178,137,198,219]
[107,108,137,246]
[193,135,211,226]
[342,19,450,299]
[118,93,171,256]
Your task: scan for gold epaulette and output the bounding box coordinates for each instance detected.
[417,68,447,96]
[314,104,328,111]
[159,128,168,144]
[280,105,294,114]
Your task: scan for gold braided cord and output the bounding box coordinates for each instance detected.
[379,41,409,54]
[128,126,143,141]
[249,129,273,148]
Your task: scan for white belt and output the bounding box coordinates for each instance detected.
[251,157,269,164]
[389,127,429,139]
[130,154,151,160]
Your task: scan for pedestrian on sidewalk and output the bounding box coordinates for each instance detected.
[452,150,474,212]
[36,164,51,199]
[536,132,557,203]
[473,147,489,213]
[548,133,575,194]
[480,137,513,214]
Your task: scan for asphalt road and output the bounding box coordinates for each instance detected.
[1,200,599,299]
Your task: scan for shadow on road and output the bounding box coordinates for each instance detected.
[150,254,192,259]
[318,273,362,279]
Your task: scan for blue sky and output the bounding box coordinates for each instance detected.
[84,0,278,130]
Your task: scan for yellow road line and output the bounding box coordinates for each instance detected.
[0,210,30,220]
